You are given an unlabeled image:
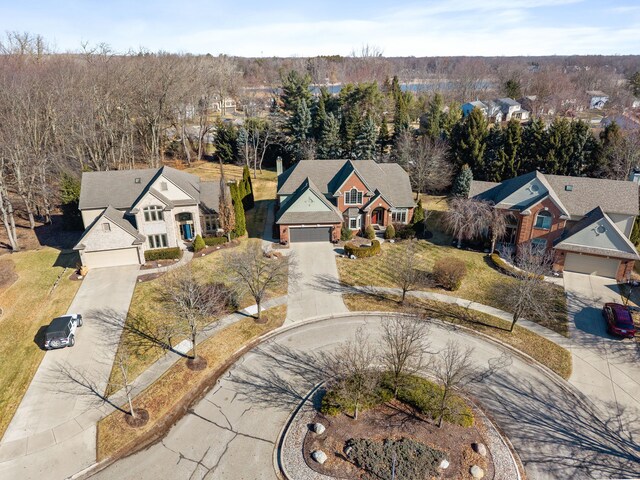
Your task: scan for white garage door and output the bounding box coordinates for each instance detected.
[84,248,140,269]
[564,253,619,278]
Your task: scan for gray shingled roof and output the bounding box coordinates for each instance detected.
[471,171,638,217]
[75,205,145,250]
[277,159,414,208]
[554,207,639,260]
[200,181,227,214]
[79,166,202,210]
[276,177,343,225]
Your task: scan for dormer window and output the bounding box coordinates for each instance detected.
[143,205,164,222]
[345,188,363,205]
[534,210,552,230]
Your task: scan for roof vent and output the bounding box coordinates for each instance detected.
[134,177,141,184]
[565,185,573,191]
[596,225,606,235]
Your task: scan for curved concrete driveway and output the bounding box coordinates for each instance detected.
[91,314,640,480]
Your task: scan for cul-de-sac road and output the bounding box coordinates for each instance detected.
[91,314,640,480]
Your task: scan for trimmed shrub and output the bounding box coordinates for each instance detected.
[144,247,182,262]
[341,223,353,241]
[433,257,467,291]
[230,183,246,237]
[384,224,396,240]
[344,240,381,259]
[365,225,376,240]
[346,437,445,480]
[396,224,416,240]
[192,235,205,253]
[204,236,228,247]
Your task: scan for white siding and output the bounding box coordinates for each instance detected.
[81,209,105,229]
[81,217,137,252]
[150,175,192,201]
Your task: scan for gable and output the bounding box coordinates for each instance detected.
[558,215,637,256]
[77,215,139,252]
[150,175,193,201]
[285,189,332,213]
[499,176,548,209]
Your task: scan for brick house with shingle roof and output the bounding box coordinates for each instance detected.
[470,171,639,281]
[276,159,415,243]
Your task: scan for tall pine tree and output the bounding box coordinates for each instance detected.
[354,116,378,160]
[449,107,488,178]
[317,113,343,159]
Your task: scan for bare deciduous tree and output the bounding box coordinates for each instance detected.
[160,265,229,363]
[225,241,293,320]
[497,242,555,332]
[410,137,453,198]
[433,341,475,428]
[443,197,493,248]
[386,240,428,304]
[325,327,379,420]
[379,315,430,397]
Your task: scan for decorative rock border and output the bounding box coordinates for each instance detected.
[277,382,522,480]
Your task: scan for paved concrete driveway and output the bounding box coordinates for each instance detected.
[563,272,640,417]
[0,265,139,479]
[286,242,347,323]
[92,315,640,480]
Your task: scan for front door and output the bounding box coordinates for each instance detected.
[371,208,384,226]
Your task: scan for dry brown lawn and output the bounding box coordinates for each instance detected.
[97,304,286,461]
[343,293,572,380]
[0,248,81,439]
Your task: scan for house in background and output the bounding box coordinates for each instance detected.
[587,90,609,110]
[462,98,529,123]
[496,98,530,121]
[275,159,415,243]
[75,166,225,268]
[470,171,639,281]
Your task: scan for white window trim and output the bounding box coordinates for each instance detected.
[534,211,552,230]
[391,208,408,224]
[344,188,363,205]
[148,234,168,249]
[348,216,361,230]
[144,205,165,222]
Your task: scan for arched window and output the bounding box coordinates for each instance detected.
[143,205,164,222]
[534,210,552,230]
[345,188,363,204]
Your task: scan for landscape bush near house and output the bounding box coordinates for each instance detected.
[344,240,381,258]
[383,224,396,239]
[395,224,417,240]
[144,247,182,262]
[341,223,353,241]
[346,437,445,480]
[364,225,376,240]
[490,252,544,281]
[204,236,228,246]
[433,257,467,291]
[192,235,205,253]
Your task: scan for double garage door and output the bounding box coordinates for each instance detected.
[83,248,141,269]
[289,226,332,243]
[564,253,619,278]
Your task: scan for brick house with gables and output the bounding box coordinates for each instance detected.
[275,159,415,243]
[470,171,639,281]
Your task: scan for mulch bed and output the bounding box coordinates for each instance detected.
[124,409,150,428]
[304,401,493,480]
[137,272,164,283]
[140,258,182,270]
[194,239,241,258]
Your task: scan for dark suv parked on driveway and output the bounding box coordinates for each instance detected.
[44,314,83,349]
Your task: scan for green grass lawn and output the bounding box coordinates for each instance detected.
[343,293,572,380]
[0,248,81,439]
[107,239,288,389]
[337,212,568,336]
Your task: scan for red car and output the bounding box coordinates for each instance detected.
[602,303,636,338]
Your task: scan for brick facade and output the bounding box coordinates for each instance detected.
[279,224,340,244]
[515,198,566,250]
[553,249,634,282]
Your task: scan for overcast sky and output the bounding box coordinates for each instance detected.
[2,0,640,56]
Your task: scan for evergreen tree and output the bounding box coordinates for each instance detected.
[449,107,488,177]
[242,165,255,209]
[60,173,83,230]
[421,93,445,141]
[546,117,573,174]
[377,118,391,156]
[567,120,600,177]
[521,117,547,173]
[393,92,411,138]
[313,91,328,140]
[631,217,640,246]
[484,124,505,182]
[213,120,238,163]
[341,105,363,157]
[451,164,473,197]
[441,101,461,140]
[289,98,312,160]
[230,183,246,237]
[280,70,312,114]
[390,75,402,100]
[317,113,343,159]
[501,119,522,179]
[354,115,378,160]
[412,198,425,225]
[629,71,640,98]
[503,78,522,99]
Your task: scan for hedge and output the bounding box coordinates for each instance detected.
[490,253,544,280]
[144,247,182,262]
[204,236,228,246]
[344,240,381,258]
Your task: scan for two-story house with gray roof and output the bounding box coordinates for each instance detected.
[75,166,225,268]
[470,171,639,281]
[275,159,415,243]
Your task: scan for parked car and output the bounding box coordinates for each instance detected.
[602,303,636,338]
[44,314,83,349]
